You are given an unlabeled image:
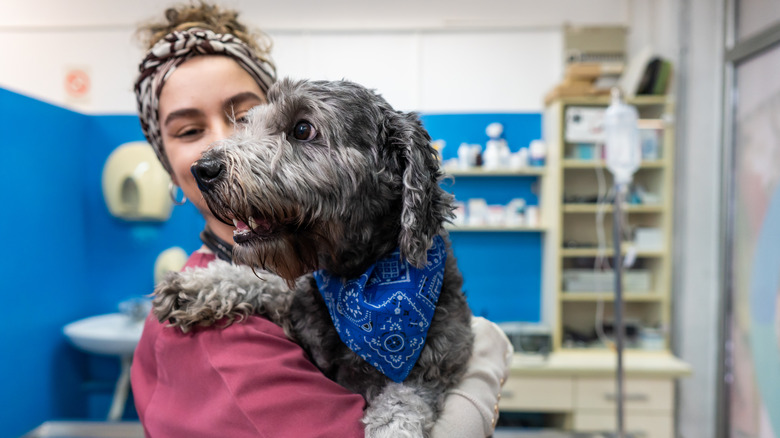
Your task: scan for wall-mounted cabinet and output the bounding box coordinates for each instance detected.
[542,96,675,353]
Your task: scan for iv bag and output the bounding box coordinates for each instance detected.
[604,89,641,186]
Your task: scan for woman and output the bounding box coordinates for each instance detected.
[130,3,512,437]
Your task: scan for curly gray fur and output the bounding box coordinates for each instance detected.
[153,78,474,437]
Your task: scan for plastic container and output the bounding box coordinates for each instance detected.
[604,89,641,186]
[529,140,547,166]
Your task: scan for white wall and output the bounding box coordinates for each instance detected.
[0,0,628,114]
[0,28,562,113]
[672,0,725,434]
[273,30,563,112]
[627,0,726,436]
[0,29,141,113]
[632,0,725,436]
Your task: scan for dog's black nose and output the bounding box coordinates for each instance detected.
[191,158,225,192]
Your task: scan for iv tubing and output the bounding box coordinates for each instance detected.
[613,183,627,438]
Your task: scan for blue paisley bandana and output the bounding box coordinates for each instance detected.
[313,235,447,383]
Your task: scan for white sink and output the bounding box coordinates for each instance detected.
[63,313,145,356]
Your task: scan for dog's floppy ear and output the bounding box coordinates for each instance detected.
[383,110,455,268]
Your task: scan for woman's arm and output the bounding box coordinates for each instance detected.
[132,313,367,438]
[431,316,514,438]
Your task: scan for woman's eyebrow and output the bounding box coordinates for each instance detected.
[163,108,203,128]
[223,91,265,113]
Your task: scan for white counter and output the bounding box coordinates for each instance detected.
[500,351,692,438]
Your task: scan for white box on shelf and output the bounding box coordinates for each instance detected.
[563,269,652,292]
[565,107,606,143]
[467,198,488,226]
[486,205,506,226]
[639,128,662,160]
[634,227,664,251]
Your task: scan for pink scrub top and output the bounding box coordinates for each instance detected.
[131,251,367,438]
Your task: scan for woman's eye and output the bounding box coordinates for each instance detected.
[175,128,202,139]
[292,120,317,141]
[236,113,250,125]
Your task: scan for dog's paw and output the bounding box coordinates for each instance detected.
[151,268,254,333]
[362,383,433,438]
[151,271,189,325]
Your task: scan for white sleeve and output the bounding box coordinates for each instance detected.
[430,316,514,438]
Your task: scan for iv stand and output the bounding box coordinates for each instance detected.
[612,184,626,438]
[605,87,636,438]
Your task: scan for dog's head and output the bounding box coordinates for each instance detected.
[192,78,454,281]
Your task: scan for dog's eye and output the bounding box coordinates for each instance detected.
[292,120,317,141]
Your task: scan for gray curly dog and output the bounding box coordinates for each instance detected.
[152,78,474,437]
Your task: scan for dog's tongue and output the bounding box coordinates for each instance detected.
[233,219,251,232]
[233,217,274,235]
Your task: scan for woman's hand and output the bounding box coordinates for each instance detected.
[430,316,514,438]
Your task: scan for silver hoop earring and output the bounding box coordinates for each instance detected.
[169,182,187,205]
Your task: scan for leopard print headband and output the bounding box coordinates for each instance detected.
[134,28,276,174]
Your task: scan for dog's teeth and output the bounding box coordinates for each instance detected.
[248,217,258,229]
[233,219,239,228]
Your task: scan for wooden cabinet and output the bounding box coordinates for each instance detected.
[500,376,574,411]
[499,352,691,438]
[574,377,673,412]
[573,413,673,438]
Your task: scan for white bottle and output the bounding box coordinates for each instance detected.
[505,198,526,226]
[457,143,472,170]
[529,140,547,166]
[498,139,511,166]
[484,122,508,170]
[483,140,501,170]
[512,148,530,169]
[467,198,488,226]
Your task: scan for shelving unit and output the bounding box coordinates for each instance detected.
[445,167,546,176]
[437,161,547,323]
[443,166,547,232]
[541,95,675,353]
[445,225,547,232]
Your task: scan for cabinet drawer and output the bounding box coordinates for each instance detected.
[574,412,673,438]
[500,376,574,411]
[575,377,673,412]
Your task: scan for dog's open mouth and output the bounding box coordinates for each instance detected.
[232,216,279,244]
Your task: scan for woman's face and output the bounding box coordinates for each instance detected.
[158,55,266,219]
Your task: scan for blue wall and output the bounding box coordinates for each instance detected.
[420,112,542,162]
[0,89,204,436]
[82,116,205,314]
[0,90,542,435]
[1,89,92,436]
[422,113,543,322]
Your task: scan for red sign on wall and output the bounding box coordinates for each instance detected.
[65,68,90,98]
